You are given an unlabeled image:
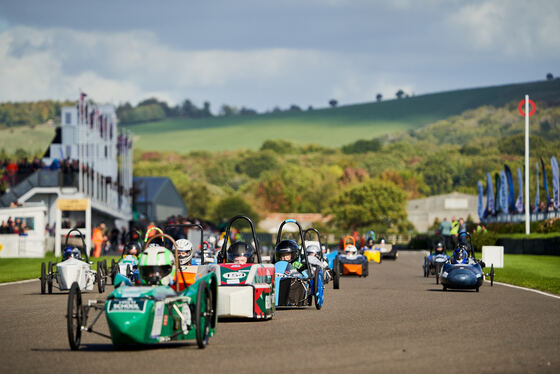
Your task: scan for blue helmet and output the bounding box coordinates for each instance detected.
[63,246,73,260]
[452,246,468,264]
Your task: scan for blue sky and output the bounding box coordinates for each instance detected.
[0,0,558,112]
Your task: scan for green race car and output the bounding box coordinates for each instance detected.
[66,233,218,350]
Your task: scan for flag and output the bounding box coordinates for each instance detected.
[486,172,495,216]
[505,165,515,213]
[541,158,550,206]
[515,167,523,213]
[76,102,79,125]
[110,121,113,140]
[477,181,484,220]
[552,156,559,209]
[500,170,508,214]
[534,161,540,212]
[494,173,500,213]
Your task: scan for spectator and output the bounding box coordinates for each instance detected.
[438,217,452,251]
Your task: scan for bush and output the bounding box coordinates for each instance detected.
[471,231,499,251]
[342,138,382,154]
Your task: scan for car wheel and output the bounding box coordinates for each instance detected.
[195,280,212,349]
[314,270,323,310]
[476,287,479,292]
[435,264,440,285]
[47,262,53,294]
[333,258,340,290]
[96,266,105,294]
[490,264,494,287]
[111,259,117,285]
[443,286,447,292]
[40,262,46,294]
[67,282,83,350]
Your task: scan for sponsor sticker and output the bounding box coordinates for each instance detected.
[223,272,246,280]
[226,279,240,284]
[181,304,192,333]
[265,294,272,309]
[150,301,164,338]
[109,299,146,312]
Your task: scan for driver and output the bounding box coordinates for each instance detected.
[63,246,73,261]
[123,241,142,257]
[138,245,175,286]
[176,238,193,270]
[434,242,445,255]
[363,238,375,251]
[306,244,327,269]
[227,241,255,264]
[275,239,299,263]
[344,244,358,258]
[452,245,469,264]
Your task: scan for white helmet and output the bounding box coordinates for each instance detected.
[381,239,386,244]
[305,241,321,257]
[176,239,193,267]
[138,245,175,286]
[345,245,358,256]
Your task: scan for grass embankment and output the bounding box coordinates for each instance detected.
[0,253,119,284]
[0,123,56,155]
[124,79,560,152]
[483,254,560,295]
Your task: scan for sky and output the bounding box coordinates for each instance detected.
[0,0,559,112]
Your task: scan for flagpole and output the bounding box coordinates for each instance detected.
[525,94,530,235]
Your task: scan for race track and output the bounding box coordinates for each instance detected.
[1,251,559,373]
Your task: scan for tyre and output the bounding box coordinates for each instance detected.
[443,286,447,292]
[490,264,494,287]
[47,262,53,294]
[111,259,117,285]
[96,266,105,294]
[195,281,212,349]
[476,287,479,292]
[67,282,83,350]
[333,258,340,290]
[314,270,323,310]
[40,262,46,294]
[102,260,108,283]
[435,263,440,285]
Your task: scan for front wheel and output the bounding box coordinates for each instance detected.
[195,281,213,349]
[40,262,46,294]
[314,269,323,310]
[333,258,340,290]
[111,259,117,285]
[47,262,53,294]
[96,266,105,294]
[67,282,83,350]
[490,264,494,287]
[435,264,441,285]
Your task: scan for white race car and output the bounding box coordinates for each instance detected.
[40,228,106,294]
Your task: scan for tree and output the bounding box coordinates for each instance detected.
[289,105,302,112]
[396,89,404,99]
[211,195,259,225]
[329,99,338,108]
[235,150,279,178]
[546,73,554,81]
[219,104,237,117]
[376,93,382,102]
[202,101,212,117]
[330,178,408,231]
[342,138,382,154]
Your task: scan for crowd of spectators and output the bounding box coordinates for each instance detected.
[0,217,29,236]
[0,157,80,193]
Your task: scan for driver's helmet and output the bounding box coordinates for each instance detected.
[380,239,386,244]
[435,242,444,254]
[124,241,142,257]
[227,241,255,264]
[367,239,374,247]
[306,244,320,258]
[176,238,193,267]
[274,239,299,263]
[63,246,73,260]
[138,245,175,286]
[345,245,358,256]
[70,248,81,259]
[452,245,469,264]
[458,230,468,246]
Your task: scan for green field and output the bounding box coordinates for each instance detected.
[0,254,119,284]
[0,123,56,155]
[484,254,560,295]
[124,79,560,152]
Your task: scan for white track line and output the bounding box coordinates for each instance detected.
[485,280,560,300]
[0,278,38,287]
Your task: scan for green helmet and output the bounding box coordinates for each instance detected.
[138,246,176,286]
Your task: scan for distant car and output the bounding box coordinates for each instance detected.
[304,228,339,290]
[40,228,106,294]
[336,235,368,277]
[376,239,398,260]
[423,241,450,284]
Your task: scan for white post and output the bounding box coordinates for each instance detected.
[55,206,62,257]
[525,94,530,235]
[85,199,91,255]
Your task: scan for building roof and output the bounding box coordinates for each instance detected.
[133,176,173,203]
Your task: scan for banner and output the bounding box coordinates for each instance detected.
[500,171,509,214]
[515,167,523,213]
[504,165,515,213]
[534,161,540,212]
[477,181,484,220]
[541,158,550,206]
[552,156,559,209]
[486,172,494,216]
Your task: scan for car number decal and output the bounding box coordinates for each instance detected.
[109,299,146,312]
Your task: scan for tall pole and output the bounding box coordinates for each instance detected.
[525,95,530,234]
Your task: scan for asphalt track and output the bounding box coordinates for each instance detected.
[1,252,559,373]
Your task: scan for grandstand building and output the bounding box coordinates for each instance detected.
[0,93,133,256]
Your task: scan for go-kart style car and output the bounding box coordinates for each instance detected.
[40,228,106,294]
[304,228,339,290]
[66,233,218,350]
[423,241,450,284]
[337,236,368,277]
[109,230,142,285]
[362,230,382,263]
[440,232,494,292]
[376,238,398,260]
[209,215,275,320]
[273,219,324,309]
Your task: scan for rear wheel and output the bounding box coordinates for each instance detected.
[96,266,105,293]
[195,281,212,349]
[111,259,117,285]
[476,287,480,292]
[40,262,46,294]
[67,282,83,350]
[314,269,323,310]
[47,262,53,294]
[490,264,494,287]
[443,286,447,292]
[333,258,340,289]
[435,263,441,285]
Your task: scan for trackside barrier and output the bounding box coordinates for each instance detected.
[482,246,504,268]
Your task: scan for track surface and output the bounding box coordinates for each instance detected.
[1,252,559,373]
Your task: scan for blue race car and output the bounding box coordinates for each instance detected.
[273,219,324,309]
[423,241,450,284]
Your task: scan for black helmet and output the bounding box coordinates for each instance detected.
[124,241,142,256]
[227,241,255,263]
[275,239,299,263]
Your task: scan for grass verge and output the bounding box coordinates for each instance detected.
[0,253,119,284]
[483,254,560,295]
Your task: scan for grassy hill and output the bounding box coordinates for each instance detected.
[0,123,56,155]
[124,79,560,152]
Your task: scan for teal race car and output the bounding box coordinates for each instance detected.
[66,233,218,350]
